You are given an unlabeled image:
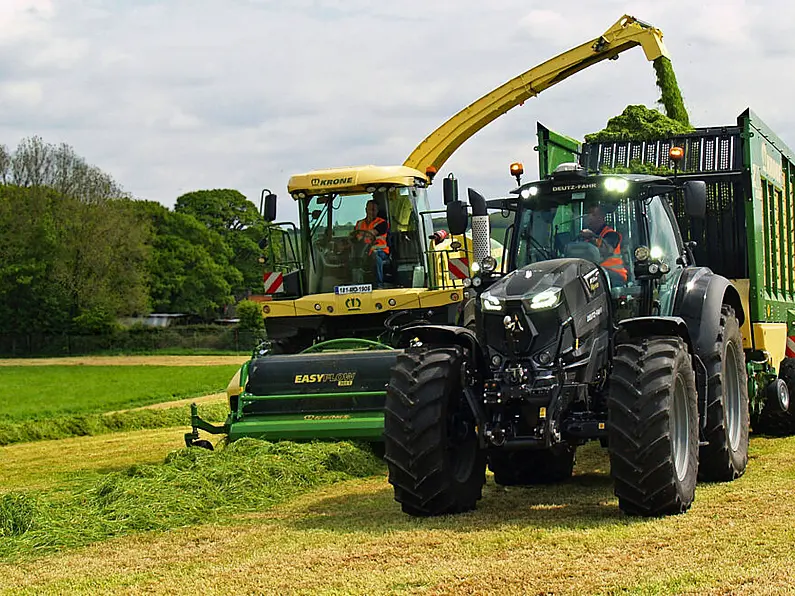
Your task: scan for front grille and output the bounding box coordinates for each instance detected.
[483,306,560,356]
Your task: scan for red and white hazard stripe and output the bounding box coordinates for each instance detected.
[263,272,284,294]
[786,335,795,359]
[448,256,469,280]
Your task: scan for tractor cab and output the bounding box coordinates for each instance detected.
[487,163,706,323]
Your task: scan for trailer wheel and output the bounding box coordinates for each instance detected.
[757,358,795,435]
[488,444,575,486]
[384,346,486,516]
[608,336,699,516]
[698,306,750,481]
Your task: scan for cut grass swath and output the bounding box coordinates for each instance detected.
[0,438,384,562]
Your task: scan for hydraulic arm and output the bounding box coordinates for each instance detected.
[403,15,669,175]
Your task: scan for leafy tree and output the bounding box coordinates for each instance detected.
[174,189,277,296]
[175,189,260,234]
[236,300,265,331]
[0,144,10,184]
[0,185,67,334]
[10,136,127,203]
[0,137,148,335]
[130,201,241,319]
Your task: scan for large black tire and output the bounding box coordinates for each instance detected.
[488,444,575,486]
[608,337,699,516]
[698,306,750,481]
[384,346,486,516]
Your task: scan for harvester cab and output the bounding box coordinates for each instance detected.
[254,165,472,355]
[383,154,760,519]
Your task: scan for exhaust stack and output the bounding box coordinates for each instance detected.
[468,188,491,264]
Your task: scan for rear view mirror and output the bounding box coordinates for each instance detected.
[683,181,706,218]
[261,189,277,222]
[443,174,458,205]
[446,200,468,236]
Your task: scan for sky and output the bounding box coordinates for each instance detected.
[1,0,792,223]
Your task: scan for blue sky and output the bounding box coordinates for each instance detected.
[1,0,791,222]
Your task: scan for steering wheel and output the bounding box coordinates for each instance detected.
[319,237,352,268]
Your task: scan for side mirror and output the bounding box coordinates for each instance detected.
[442,174,458,205]
[446,200,468,236]
[683,181,706,218]
[261,189,277,222]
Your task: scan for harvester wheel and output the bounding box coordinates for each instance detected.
[698,306,750,481]
[608,336,699,517]
[191,439,214,451]
[757,358,795,435]
[384,345,486,516]
[488,444,575,486]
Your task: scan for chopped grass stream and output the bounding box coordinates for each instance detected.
[0,438,384,562]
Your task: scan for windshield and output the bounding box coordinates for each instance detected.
[515,188,642,310]
[301,186,428,293]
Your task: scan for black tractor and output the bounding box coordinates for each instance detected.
[384,162,752,517]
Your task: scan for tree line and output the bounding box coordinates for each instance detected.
[0,137,273,336]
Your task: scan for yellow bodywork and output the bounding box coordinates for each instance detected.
[288,165,427,195]
[731,278,788,367]
[263,287,463,319]
[753,323,788,370]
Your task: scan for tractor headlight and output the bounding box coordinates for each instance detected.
[481,293,504,312]
[604,177,629,193]
[525,287,563,311]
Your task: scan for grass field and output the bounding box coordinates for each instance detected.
[0,365,239,421]
[1,435,794,595]
[3,356,795,594]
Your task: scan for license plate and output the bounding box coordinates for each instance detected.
[334,284,373,295]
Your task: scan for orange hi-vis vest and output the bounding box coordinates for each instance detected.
[595,226,628,282]
[355,216,390,255]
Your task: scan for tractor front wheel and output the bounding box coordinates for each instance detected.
[608,336,699,516]
[384,346,486,516]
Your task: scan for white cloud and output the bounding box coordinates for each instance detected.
[1,0,794,223]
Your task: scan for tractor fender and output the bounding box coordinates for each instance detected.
[616,316,694,351]
[398,323,488,371]
[672,267,745,358]
[398,323,490,431]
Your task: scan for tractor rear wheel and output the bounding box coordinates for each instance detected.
[608,336,699,516]
[488,444,575,486]
[384,346,486,516]
[698,306,750,481]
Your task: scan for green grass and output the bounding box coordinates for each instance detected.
[0,365,238,421]
[0,402,229,446]
[2,437,795,594]
[0,438,384,562]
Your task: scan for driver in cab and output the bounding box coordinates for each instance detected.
[579,204,628,284]
[351,199,390,288]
